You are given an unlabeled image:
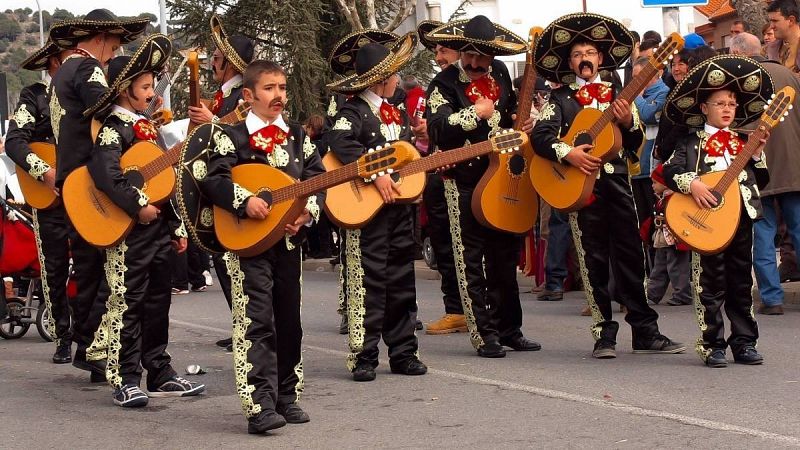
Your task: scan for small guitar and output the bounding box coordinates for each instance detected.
[15,142,58,209]
[473,26,542,234]
[529,32,685,212]
[665,86,794,255]
[324,130,529,229]
[214,143,416,257]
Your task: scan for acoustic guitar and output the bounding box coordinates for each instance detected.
[15,142,58,209]
[472,26,542,234]
[665,86,794,255]
[214,143,416,257]
[324,130,529,229]
[529,32,685,212]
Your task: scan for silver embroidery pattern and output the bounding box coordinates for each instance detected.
[31,210,59,345]
[97,242,129,388]
[213,131,236,155]
[603,162,614,174]
[739,182,757,219]
[110,111,136,123]
[305,195,320,222]
[332,117,352,131]
[447,105,479,131]
[428,87,448,114]
[488,110,501,134]
[690,252,711,362]
[49,90,66,143]
[192,160,207,180]
[569,213,604,340]
[673,172,697,194]
[553,141,572,162]
[303,136,316,159]
[539,102,556,121]
[344,229,367,371]
[232,183,254,210]
[98,127,121,146]
[11,104,35,128]
[174,223,188,238]
[754,153,767,169]
[629,102,641,131]
[25,153,51,180]
[133,187,149,207]
[269,147,290,168]
[88,66,108,86]
[327,96,338,117]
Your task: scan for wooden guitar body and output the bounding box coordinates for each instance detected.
[530,107,622,212]
[119,142,177,205]
[664,171,741,255]
[16,142,58,209]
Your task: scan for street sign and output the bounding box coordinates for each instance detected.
[641,0,708,7]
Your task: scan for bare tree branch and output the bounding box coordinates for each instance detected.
[383,0,415,32]
[363,0,378,28]
[334,0,364,30]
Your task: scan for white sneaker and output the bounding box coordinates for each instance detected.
[203,270,213,286]
[148,376,206,398]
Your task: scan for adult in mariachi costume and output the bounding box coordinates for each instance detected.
[327,33,428,381]
[200,60,325,432]
[531,13,685,359]
[48,8,149,380]
[663,55,773,367]
[425,15,540,358]
[5,39,75,364]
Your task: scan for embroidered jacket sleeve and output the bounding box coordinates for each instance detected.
[531,91,570,163]
[327,103,366,165]
[5,85,50,180]
[426,79,479,149]
[299,131,326,223]
[202,126,250,217]
[75,58,111,117]
[87,116,149,218]
[749,152,770,190]
[663,133,697,195]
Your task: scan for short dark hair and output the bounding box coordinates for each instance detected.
[732,20,750,31]
[243,60,286,90]
[767,0,800,22]
[304,114,324,139]
[643,30,662,43]
[639,38,660,53]
[630,30,641,44]
[689,45,718,68]
[633,56,651,69]
[762,22,773,34]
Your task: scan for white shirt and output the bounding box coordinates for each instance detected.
[244,111,288,135]
[703,123,734,170]
[111,105,145,122]
[359,90,400,141]
[220,74,243,96]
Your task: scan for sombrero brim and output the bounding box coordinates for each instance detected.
[427,19,527,56]
[329,29,399,76]
[534,13,633,84]
[49,17,149,49]
[665,55,774,128]
[417,20,444,50]
[84,33,172,117]
[21,40,62,71]
[327,32,418,94]
[210,15,248,74]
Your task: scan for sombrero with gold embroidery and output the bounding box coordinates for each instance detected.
[327,32,418,93]
[665,55,774,128]
[84,33,172,117]
[417,20,444,50]
[210,14,254,75]
[49,9,149,49]
[21,39,64,71]
[426,15,526,56]
[329,29,399,76]
[534,13,633,84]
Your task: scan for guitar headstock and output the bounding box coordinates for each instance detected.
[357,141,416,180]
[650,32,685,70]
[761,86,796,128]
[187,49,199,72]
[490,129,529,154]
[527,26,544,64]
[151,109,173,127]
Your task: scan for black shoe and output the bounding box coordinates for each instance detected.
[705,349,727,368]
[216,337,233,348]
[276,403,310,424]
[112,384,148,408]
[338,315,348,335]
[500,336,542,351]
[53,342,72,364]
[329,256,341,265]
[352,363,376,382]
[632,334,686,354]
[72,354,107,374]
[537,290,564,301]
[666,299,692,306]
[733,345,764,365]
[592,340,616,359]
[226,343,233,352]
[248,410,287,434]
[90,371,107,383]
[415,319,423,331]
[390,358,428,375]
[477,342,507,358]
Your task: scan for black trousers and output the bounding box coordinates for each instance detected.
[213,253,233,310]
[344,205,418,370]
[569,174,660,345]
[422,173,462,315]
[171,241,207,290]
[32,206,72,346]
[445,180,524,350]
[692,214,758,358]
[631,177,657,272]
[225,243,303,418]
[89,219,176,389]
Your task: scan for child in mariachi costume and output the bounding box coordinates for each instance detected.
[663,55,773,368]
[83,34,205,407]
[201,60,324,434]
[326,33,428,382]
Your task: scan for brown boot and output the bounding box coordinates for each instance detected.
[426,314,468,335]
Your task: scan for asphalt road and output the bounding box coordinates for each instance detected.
[2,269,799,449]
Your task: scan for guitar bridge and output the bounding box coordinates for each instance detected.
[550,164,566,181]
[681,211,713,232]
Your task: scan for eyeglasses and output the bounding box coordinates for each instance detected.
[570,49,599,59]
[706,101,738,109]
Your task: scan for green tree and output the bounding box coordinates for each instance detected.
[0,14,22,41]
[52,8,74,22]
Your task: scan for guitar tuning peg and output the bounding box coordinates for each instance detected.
[790,105,795,110]
[514,147,519,151]
[387,168,394,174]
[785,111,790,116]
[764,104,769,110]
[368,148,375,153]
[780,117,785,122]
[771,94,777,99]
[376,145,383,150]
[371,173,378,180]
[378,171,385,177]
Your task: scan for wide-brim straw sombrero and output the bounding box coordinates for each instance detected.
[426,15,526,56]
[329,29,399,76]
[327,32,418,94]
[210,14,254,75]
[49,8,149,49]
[417,20,444,50]
[21,39,63,71]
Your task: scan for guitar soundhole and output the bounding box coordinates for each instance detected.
[257,190,273,207]
[124,170,145,189]
[710,191,725,211]
[390,172,401,183]
[574,132,592,148]
[508,154,525,176]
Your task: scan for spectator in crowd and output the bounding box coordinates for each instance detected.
[638,38,660,59]
[402,75,430,153]
[623,31,641,87]
[643,30,662,43]
[683,32,706,50]
[690,45,718,66]
[730,20,748,36]
[766,0,800,74]
[654,47,693,163]
[762,23,776,44]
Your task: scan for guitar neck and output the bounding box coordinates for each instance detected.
[400,140,494,176]
[514,62,537,129]
[218,103,251,124]
[272,162,360,203]
[142,73,171,117]
[135,140,184,183]
[712,122,768,193]
[586,63,658,139]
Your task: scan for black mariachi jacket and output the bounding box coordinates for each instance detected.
[215,77,244,118]
[531,81,644,177]
[50,55,110,186]
[663,129,769,220]
[202,118,326,232]
[326,94,413,165]
[426,60,516,187]
[87,109,185,239]
[5,81,53,181]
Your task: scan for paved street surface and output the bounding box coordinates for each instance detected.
[2,266,800,449]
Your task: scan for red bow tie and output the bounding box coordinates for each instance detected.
[575,83,613,106]
[211,89,223,116]
[465,75,500,104]
[379,101,402,125]
[250,124,288,154]
[705,129,744,157]
[133,119,158,141]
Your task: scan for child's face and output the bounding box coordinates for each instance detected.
[700,89,737,129]
[653,180,667,194]
[123,73,155,112]
[244,71,288,122]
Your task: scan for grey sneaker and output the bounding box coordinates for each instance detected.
[632,334,686,354]
[113,384,149,407]
[148,376,206,398]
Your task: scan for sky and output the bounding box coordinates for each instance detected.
[4,0,162,19]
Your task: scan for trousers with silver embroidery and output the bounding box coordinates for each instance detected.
[33,206,72,345]
[422,173,462,315]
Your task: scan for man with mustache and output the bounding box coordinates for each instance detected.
[426,16,540,358]
[531,13,685,359]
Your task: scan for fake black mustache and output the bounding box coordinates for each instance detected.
[464,64,487,73]
[579,61,594,72]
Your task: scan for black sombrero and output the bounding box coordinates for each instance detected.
[534,13,633,85]
[84,33,172,117]
[49,9,149,49]
[417,20,444,50]
[210,14,254,74]
[21,39,63,71]
[426,15,526,56]
[665,55,774,128]
[329,29,399,76]
[327,32,417,94]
